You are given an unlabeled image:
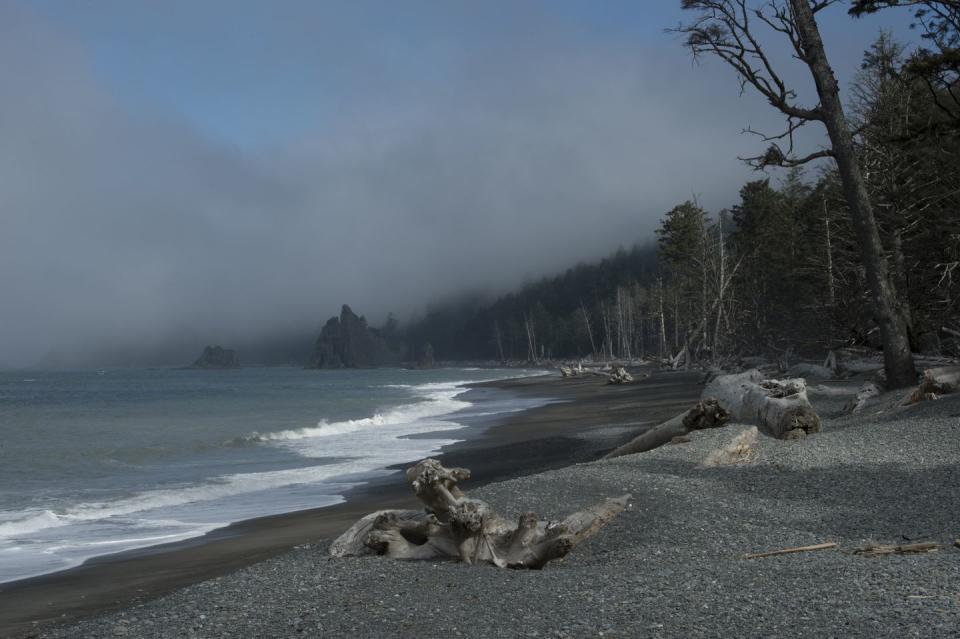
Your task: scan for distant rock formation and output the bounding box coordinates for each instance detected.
[190,345,240,369]
[308,305,401,368]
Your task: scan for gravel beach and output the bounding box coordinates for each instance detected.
[15,378,960,638]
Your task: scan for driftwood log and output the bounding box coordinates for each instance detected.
[603,398,730,459]
[843,381,883,414]
[607,367,634,384]
[704,370,820,439]
[330,459,629,569]
[907,366,960,404]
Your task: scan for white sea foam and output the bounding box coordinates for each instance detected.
[0,510,62,537]
[244,380,471,446]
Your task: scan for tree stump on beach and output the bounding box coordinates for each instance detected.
[330,458,630,569]
[607,367,634,384]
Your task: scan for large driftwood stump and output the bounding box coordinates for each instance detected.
[704,370,821,439]
[330,459,629,569]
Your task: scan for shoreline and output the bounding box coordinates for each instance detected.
[0,367,702,636]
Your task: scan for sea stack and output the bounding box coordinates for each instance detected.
[189,345,240,369]
[308,305,399,368]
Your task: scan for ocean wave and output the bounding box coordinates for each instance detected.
[0,463,356,542]
[239,380,472,445]
[0,510,62,537]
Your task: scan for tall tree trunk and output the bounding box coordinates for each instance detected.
[580,299,598,358]
[658,276,668,360]
[823,197,836,308]
[790,0,916,388]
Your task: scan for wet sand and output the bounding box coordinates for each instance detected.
[0,368,701,637]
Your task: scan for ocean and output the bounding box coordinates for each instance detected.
[0,367,542,583]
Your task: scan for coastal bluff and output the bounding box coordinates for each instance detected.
[307,304,401,368]
[189,345,240,369]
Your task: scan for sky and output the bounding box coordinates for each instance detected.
[0,1,918,367]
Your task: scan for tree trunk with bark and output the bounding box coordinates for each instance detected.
[789,0,916,388]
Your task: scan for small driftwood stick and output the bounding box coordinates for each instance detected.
[743,542,838,559]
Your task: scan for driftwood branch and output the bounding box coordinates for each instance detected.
[854,542,942,556]
[331,458,629,569]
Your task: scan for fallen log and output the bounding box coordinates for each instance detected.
[603,398,730,459]
[906,366,960,404]
[704,370,821,439]
[330,458,629,569]
[607,367,634,384]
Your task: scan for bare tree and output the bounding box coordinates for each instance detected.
[676,0,917,387]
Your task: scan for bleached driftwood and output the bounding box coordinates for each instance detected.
[743,542,838,559]
[703,426,759,467]
[607,367,634,384]
[854,542,941,556]
[906,366,960,404]
[843,381,883,414]
[603,398,730,459]
[704,370,821,439]
[559,366,575,378]
[330,458,629,569]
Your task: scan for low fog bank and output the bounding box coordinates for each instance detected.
[2,2,878,369]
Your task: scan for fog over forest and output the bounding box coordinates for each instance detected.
[0,1,914,367]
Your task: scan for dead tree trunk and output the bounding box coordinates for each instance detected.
[331,459,629,569]
[580,299,598,359]
[704,369,821,439]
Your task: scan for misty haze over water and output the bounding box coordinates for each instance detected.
[0,1,913,368]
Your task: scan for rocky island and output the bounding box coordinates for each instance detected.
[189,345,240,369]
[308,304,402,368]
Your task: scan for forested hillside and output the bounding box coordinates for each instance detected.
[403,31,959,364]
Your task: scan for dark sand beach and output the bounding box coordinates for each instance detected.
[0,368,701,637]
